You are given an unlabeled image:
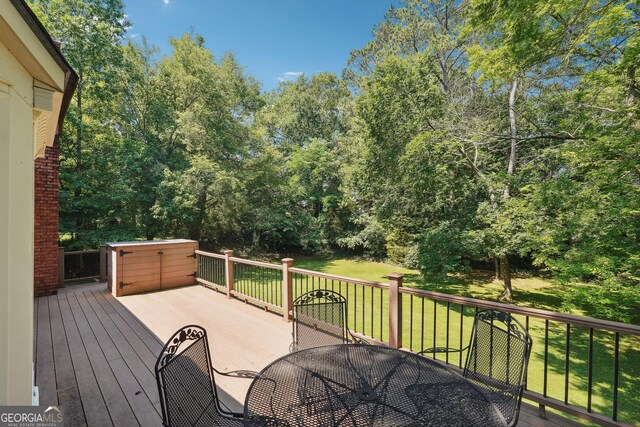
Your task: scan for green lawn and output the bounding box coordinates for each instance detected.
[283,257,640,426]
[292,258,586,312]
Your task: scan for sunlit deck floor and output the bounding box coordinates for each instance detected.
[34,283,581,426]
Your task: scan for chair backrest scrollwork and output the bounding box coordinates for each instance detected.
[292,290,349,351]
[464,310,533,427]
[155,325,228,426]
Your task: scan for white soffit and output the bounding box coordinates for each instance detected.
[33,81,59,158]
[33,85,52,111]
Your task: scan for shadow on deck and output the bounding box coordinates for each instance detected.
[34,283,582,426]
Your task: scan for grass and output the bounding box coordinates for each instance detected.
[293,258,590,313]
[222,256,640,425]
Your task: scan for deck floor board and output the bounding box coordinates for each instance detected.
[62,290,140,426]
[55,292,111,427]
[35,283,580,426]
[48,295,85,426]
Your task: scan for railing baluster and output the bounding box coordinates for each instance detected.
[409,295,414,351]
[613,332,620,421]
[459,304,464,368]
[588,327,594,412]
[525,316,530,391]
[565,323,570,404]
[235,263,239,293]
[421,298,425,353]
[370,287,374,338]
[243,264,247,296]
[446,301,450,365]
[362,284,365,335]
[544,319,549,397]
[432,299,437,359]
[380,288,383,341]
[351,282,356,332]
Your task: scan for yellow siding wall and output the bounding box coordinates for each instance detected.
[0,38,36,405]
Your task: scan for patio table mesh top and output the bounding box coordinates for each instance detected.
[244,344,506,427]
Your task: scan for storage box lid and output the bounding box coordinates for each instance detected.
[106,239,196,248]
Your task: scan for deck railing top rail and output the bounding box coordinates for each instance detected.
[289,267,388,289]
[399,287,640,336]
[195,249,225,259]
[230,256,283,270]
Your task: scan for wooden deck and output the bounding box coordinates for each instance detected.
[34,283,582,426]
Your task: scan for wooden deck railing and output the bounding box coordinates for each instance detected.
[58,246,107,284]
[194,250,640,427]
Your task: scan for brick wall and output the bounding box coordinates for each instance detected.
[34,142,60,296]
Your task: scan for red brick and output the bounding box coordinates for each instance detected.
[34,141,59,297]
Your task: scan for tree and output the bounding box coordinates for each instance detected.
[466,0,640,294]
[254,73,353,253]
[127,34,263,244]
[29,0,129,247]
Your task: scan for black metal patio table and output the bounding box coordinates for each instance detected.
[243,344,507,426]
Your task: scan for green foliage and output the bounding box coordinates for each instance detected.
[29,0,130,248]
[36,0,640,319]
[254,74,354,253]
[418,224,472,279]
[337,214,387,259]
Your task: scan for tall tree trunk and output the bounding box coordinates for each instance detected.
[501,254,513,300]
[504,78,518,199]
[190,187,208,242]
[499,77,519,299]
[73,80,83,232]
[76,82,83,172]
[494,257,501,280]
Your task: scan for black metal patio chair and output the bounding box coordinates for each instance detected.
[291,289,369,352]
[419,309,533,427]
[155,325,257,426]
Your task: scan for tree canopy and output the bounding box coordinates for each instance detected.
[30,0,639,314]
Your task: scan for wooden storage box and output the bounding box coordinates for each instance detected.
[107,239,198,297]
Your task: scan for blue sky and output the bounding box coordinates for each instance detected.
[124,0,391,92]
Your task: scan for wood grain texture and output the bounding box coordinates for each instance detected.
[108,240,197,296]
[35,282,576,426]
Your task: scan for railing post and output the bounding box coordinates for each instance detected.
[58,247,65,286]
[224,250,234,299]
[388,273,404,349]
[282,258,294,322]
[99,245,107,282]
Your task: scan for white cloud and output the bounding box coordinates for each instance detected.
[277,71,303,82]
[162,0,170,5]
